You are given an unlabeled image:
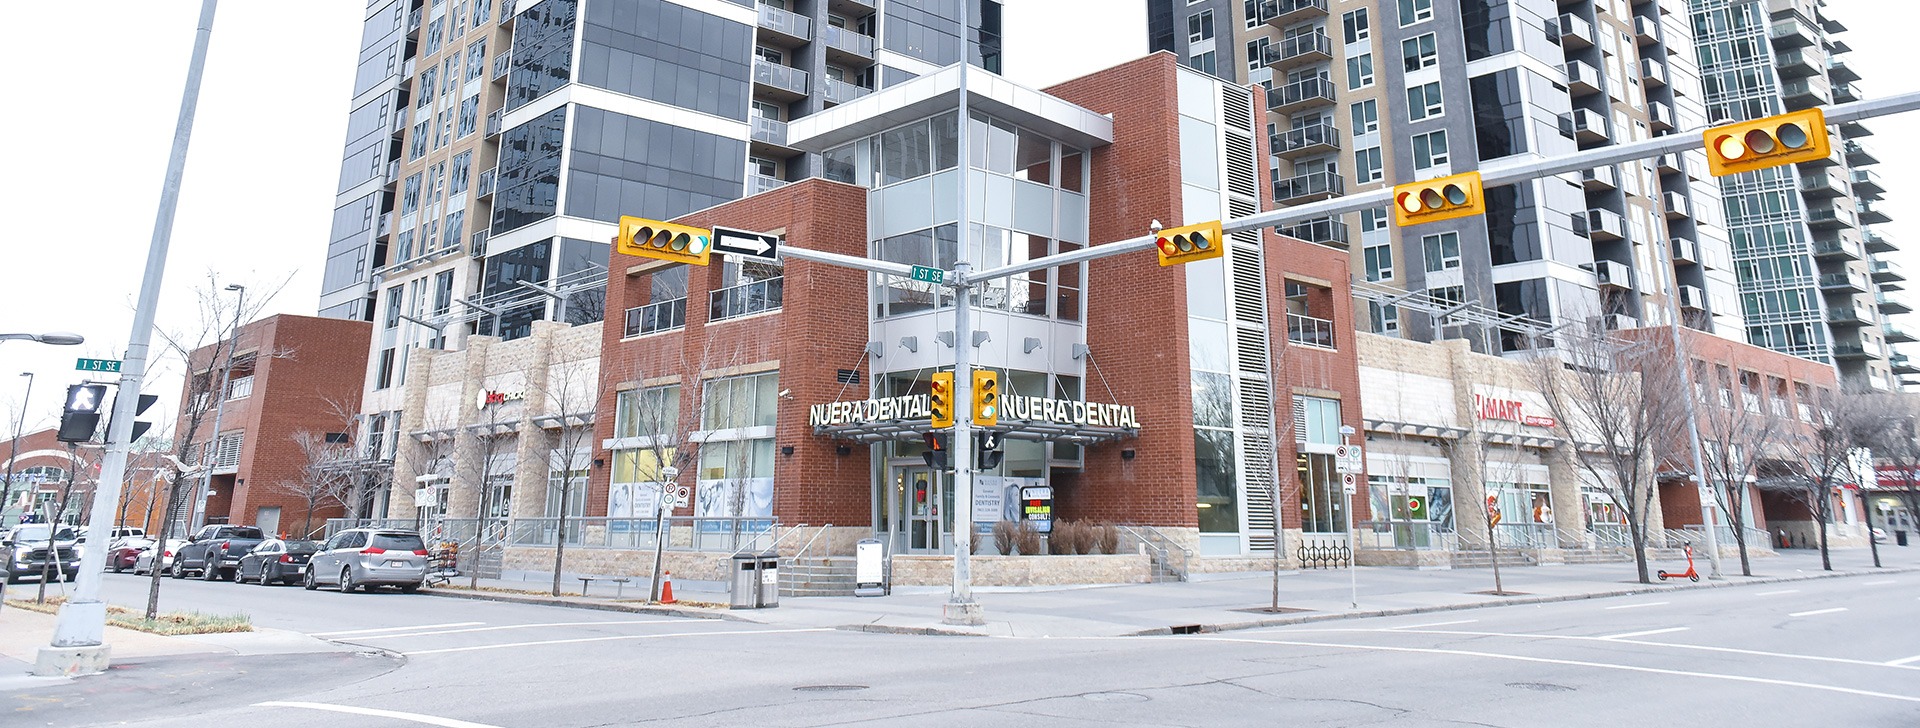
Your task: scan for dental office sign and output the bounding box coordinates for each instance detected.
[809,393,1142,429]
[1473,394,1556,429]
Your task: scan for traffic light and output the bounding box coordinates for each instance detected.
[971,369,999,427]
[1153,220,1225,267]
[921,432,950,470]
[1391,171,1485,227]
[57,384,107,443]
[616,216,713,266]
[976,430,1004,471]
[108,393,160,443]
[1703,108,1831,177]
[929,371,955,429]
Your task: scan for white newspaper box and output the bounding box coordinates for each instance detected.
[854,538,887,597]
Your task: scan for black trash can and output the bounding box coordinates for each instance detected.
[1898,530,1909,547]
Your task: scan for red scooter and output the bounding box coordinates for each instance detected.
[1657,542,1701,582]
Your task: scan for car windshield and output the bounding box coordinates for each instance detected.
[221,527,266,539]
[12,526,77,542]
[371,533,426,551]
[285,541,321,554]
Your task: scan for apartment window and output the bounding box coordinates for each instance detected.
[1350,100,1378,134]
[1187,10,1214,43]
[458,95,479,138]
[1244,0,1261,28]
[473,0,492,28]
[1346,53,1374,90]
[1369,301,1400,334]
[1407,81,1443,121]
[1398,0,1433,25]
[1247,38,1271,72]
[465,39,487,82]
[1423,232,1461,272]
[409,120,428,160]
[433,270,454,317]
[1356,146,1383,183]
[444,210,465,250]
[401,173,423,216]
[425,16,444,54]
[1188,51,1217,75]
[1364,243,1393,281]
[1412,129,1449,170]
[1360,206,1388,232]
[1342,9,1370,44]
[416,68,436,109]
[1430,284,1464,306]
[450,151,472,195]
[1401,33,1437,71]
[755,46,782,65]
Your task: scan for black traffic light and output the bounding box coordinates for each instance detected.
[976,431,1004,471]
[921,432,950,470]
[57,384,108,443]
[109,393,160,443]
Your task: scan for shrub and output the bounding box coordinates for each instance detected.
[1095,523,1121,555]
[1070,520,1098,555]
[993,521,1018,555]
[1014,520,1043,555]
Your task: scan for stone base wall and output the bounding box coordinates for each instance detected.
[501,546,732,582]
[1187,555,1288,573]
[1356,549,1453,569]
[887,554,1152,586]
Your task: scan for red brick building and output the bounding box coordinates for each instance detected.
[2,427,91,527]
[174,314,371,537]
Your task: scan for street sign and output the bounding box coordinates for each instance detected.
[910,265,945,284]
[711,226,781,260]
[1341,472,1357,495]
[1335,444,1364,474]
[75,358,121,373]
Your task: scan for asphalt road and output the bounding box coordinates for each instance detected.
[8,570,1918,727]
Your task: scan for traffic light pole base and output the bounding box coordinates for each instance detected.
[34,644,110,677]
[941,599,985,626]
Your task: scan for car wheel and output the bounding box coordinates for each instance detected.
[202,561,220,581]
[400,583,420,594]
[303,568,318,591]
[111,561,125,574]
[171,561,185,579]
[339,567,356,593]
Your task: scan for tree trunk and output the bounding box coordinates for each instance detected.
[1628,520,1651,584]
[1731,528,1751,577]
[146,478,184,620]
[1816,498,1832,571]
[551,481,570,597]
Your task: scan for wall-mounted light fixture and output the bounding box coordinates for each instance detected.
[780,445,795,456]
[836,445,852,456]
[1121,449,1136,460]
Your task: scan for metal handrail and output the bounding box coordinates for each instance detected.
[735,522,809,557]
[792,523,836,560]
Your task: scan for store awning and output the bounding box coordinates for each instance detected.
[814,417,1138,445]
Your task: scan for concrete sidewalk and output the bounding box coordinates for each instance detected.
[427,546,1920,637]
[0,601,357,683]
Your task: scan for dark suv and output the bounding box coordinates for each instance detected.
[3,524,81,584]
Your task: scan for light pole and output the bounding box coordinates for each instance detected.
[187,284,245,532]
[0,333,86,346]
[2,372,35,529]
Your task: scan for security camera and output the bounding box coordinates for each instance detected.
[778,388,793,399]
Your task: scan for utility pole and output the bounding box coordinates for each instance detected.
[189,283,246,532]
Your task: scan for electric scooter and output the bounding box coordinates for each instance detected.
[1656,541,1700,582]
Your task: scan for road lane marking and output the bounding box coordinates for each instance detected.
[348,619,679,640]
[1862,580,1895,586]
[1888,654,1920,667]
[1789,607,1849,617]
[1389,619,1478,630]
[1601,627,1689,640]
[401,627,835,655]
[1754,590,1799,596]
[309,622,484,637]
[256,701,502,728]
[1188,636,1920,704]
[1604,601,1669,610]
[1272,627,1920,672]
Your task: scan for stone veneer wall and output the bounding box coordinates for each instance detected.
[887,554,1152,587]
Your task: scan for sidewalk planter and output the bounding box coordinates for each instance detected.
[887,554,1153,587]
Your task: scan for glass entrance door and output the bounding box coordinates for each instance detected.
[890,465,947,554]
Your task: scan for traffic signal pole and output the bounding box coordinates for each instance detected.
[45,0,219,673]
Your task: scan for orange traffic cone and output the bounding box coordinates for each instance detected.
[659,570,676,604]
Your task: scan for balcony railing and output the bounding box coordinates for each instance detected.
[750,174,788,196]
[709,277,784,323]
[1272,121,1340,158]
[1287,312,1335,349]
[492,52,511,81]
[485,109,502,137]
[822,77,871,105]
[1267,76,1336,111]
[225,375,254,401]
[1265,30,1332,69]
[624,297,686,337]
[751,116,788,146]
[1276,217,1350,247]
[752,60,810,97]
[822,25,875,59]
[1274,169,1343,203]
[1260,0,1328,26]
[477,168,496,198]
[757,4,812,42]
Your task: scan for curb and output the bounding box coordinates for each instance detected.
[1122,565,1920,636]
[835,623,991,637]
[422,588,761,623]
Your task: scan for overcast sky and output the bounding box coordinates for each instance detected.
[0,0,1911,439]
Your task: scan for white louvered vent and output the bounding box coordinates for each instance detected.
[1224,132,1259,202]
[1222,84,1254,132]
[1293,396,1308,445]
[1228,244,1269,331]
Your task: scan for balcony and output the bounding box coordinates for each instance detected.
[1640,57,1667,88]
[1272,121,1340,160]
[1555,13,1595,50]
[709,277,784,323]
[499,0,515,25]
[1884,322,1917,342]
[387,158,400,183]
[1267,76,1336,113]
[1859,202,1892,226]
[1648,100,1675,132]
[1799,168,1848,198]
[485,109,502,137]
[1261,0,1329,27]
[1634,14,1659,44]
[469,229,487,258]
[1276,217,1350,248]
[1846,140,1879,166]
[1833,82,1860,104]
[1661,190,1689,219]
[1828,305,1874,327]
[1812,236,1861,260]
[1287,312,1336,350]
[1865,230,1896,254]
[1671,236,1700,264]
[821,77,871,106]
[407,7,422,35]
[1656,153,1683,175]
[493,53,510,82]
[1819,271,1869,293]
[1841,119,1873,139]
[1872,259,1906,284]
[1774,47,1823,78]
[1679,285,1707,310]
[1561,108,1608,144]
[1827,56,1861,83]
[1585,208,1626,241]
[1565,60,1602,96]
[1893,354,1920,376]
[476,168,496,199]
[377,212,392,238]
[756,4,812,46]
[749,174,788,196]
[1581,165,1617,191]
[1591,259,1631,289]
[624,298,687,337]
[1265,30,1333,71]
[1851,169,1885,196]
[1806,203,1857,229]
[1832,342,1873,360]
[751,116,790,150]
[1781,76,1831,110]
[752,60,810,101]
[1770,18,1817,48]
[822,25,875,66]
[1274,169,1344,203]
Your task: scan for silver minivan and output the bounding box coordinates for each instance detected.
[304,528,428,593]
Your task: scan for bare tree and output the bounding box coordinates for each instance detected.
[1690,364,1788,577]
[1862,393,1920,551]
[1762,386,1880,571]
[533,332,601,597]
[1534,326,1689,584]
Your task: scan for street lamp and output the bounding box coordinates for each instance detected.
[2,372,34,528]
[0,332,85,346]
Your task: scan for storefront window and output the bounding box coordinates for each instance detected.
[1196,429,1239,532]
[1297,453,1345,533]
[615,384,680,440]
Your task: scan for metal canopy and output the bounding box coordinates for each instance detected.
[814,416,1138,445]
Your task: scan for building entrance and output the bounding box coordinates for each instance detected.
[885,463,951,554]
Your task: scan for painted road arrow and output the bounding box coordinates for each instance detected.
[712,226,781,261]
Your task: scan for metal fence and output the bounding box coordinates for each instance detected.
[326,516,778,553]
[1353,521,1457,551]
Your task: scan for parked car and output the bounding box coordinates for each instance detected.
[236,539,320,586]
[1872,527,1889,544]
[3,524,81,584]
[132,539,188,576]
[107,538,155,572]
[305,529,429,593]
[173,525,268,581]
[109,527,147,540]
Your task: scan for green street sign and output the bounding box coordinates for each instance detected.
[910,265,945,284]
[75,358,122,373]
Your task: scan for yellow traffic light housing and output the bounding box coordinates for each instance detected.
[1703,108,1830,177]
[1154,220,1226,267]
[617,216,714,266]
[929,372,955,429]
[1392,171,1485,227]
[971,368,999,427]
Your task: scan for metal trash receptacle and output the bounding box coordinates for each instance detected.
[730,553,759,609]
[1899,531,1909,547]
[756,554,780,608]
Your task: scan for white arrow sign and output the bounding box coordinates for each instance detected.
[712,226,780,260]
